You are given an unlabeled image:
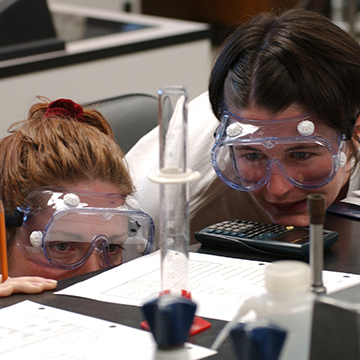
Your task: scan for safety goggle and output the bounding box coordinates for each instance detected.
[212,112,347,191]
[14,187,154,270]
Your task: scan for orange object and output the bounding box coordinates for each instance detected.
[0,198,8,282]
[140,316,211,336]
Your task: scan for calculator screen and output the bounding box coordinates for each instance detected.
[271,228,310,244]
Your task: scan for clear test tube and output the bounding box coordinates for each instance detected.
[149,86,199,297]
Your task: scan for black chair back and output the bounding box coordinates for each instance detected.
[87,93,158,153]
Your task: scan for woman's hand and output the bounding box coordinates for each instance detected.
[0,276,57,297]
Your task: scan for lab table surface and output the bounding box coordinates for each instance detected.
[0,210,359,359]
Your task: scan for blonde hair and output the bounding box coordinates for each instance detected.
[0,97,134,218]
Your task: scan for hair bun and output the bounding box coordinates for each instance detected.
[43,98,84,122]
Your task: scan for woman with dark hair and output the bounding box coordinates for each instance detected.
[126,9,360,244]
[209,9,360,227]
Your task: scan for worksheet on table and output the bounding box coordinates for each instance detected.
[56,251,360,322]
[0,300,216,360]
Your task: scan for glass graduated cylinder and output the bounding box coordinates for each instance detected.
[158,86,190,297]
[159,86,188,175]
[160,182,190,297]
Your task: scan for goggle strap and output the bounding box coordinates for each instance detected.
[5,209,24,227]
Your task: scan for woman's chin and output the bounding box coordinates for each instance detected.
[269,213,310,227]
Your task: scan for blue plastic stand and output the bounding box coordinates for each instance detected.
[142,295,197,350]
[230,320,287,360]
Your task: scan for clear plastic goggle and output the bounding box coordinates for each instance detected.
[15,187,154,270]
[212,111,347,191]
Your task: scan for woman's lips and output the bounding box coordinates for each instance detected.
[267,198,307,214]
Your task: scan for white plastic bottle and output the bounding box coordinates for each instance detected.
[255,260,315,360]
[212,260,315,360]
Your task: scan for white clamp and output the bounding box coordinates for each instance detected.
[297,120,315,136]
[30,231,43,247]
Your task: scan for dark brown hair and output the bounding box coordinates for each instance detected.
[209,9,360,162]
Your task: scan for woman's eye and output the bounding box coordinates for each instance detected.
[51,242,72,252]
[239,152,263,162]
[292,151,310,160]
[246,152,261,160]
[108,244,123,253]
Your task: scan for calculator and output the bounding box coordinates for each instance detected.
[194,219,338,257]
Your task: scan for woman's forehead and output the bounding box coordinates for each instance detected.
[231,104,309,121]
[228,105,336,135]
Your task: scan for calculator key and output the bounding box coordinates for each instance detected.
[247,233,257,238]
[236,232,247,238]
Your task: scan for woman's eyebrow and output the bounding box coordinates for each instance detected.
[49,231,85,243]
[286,144,321,151]
[233,145,262,151]
[108,232,128,243]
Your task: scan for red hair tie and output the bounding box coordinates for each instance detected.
[43,98,85,122]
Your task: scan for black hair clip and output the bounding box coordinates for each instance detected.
[5,208,23,227]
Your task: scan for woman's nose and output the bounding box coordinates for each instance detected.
[81,252,105,272]
[265,166,294,196]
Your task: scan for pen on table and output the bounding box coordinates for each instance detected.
[0,197,8,282]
